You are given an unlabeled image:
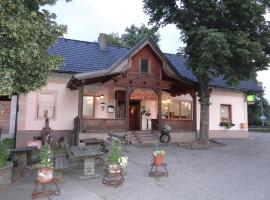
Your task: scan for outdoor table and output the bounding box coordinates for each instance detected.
[80,138,105,146]
[69,146,104,180]
[10,146,37,167]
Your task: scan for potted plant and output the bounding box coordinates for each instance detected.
[107,140,122,173]
[35,143,54,183]
[153,149,165,166]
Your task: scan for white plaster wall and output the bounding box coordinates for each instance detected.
[196,89,248,131]
[22,74,78,130]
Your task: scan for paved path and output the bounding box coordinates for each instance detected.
[1,132,270,200]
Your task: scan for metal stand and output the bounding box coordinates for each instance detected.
[102,168,124,186]
[32,178,60,200]
[149,163,168,177]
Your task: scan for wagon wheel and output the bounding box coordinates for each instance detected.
[159,134,171,143]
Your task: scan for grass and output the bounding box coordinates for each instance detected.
[0,138,14,168]
[249,127,270,133]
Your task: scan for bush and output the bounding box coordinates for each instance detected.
[0,138,14,168]
[107,140,122,165]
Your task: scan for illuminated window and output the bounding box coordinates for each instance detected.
[162,100,192,120]
[220,104,232,122]
[83,96,94,117]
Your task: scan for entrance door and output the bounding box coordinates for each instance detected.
[129,101,141,130]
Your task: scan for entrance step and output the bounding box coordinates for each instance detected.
[133,131,159,144]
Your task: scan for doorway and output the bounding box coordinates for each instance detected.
[129,101,141,130]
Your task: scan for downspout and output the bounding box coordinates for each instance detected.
[13,94,19,148]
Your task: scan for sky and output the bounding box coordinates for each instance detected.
[46,0,270,101]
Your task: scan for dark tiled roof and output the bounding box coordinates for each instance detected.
[48,38,129,73]
[49,38,261,92]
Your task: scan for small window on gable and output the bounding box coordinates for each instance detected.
[140,58,149,74]
[37,91,56,119]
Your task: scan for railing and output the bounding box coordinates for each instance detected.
[82,118,126,131]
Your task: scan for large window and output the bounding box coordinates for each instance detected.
[83,96,94,117]
[140,58,150,74]
[162,100,192,120]
[37,91,56,119]
[220,104,231,122]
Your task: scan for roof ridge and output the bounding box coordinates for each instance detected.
[59,37,130,50]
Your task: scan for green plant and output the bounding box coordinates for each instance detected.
[153,149,165,157]
[0,138,14,168]
[225,122,233,129]
[35,143,53,169]
[107,140,122,165]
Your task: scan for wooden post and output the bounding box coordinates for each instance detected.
[125,86,130,131]
[158,87,162,131]
[77,81,84,145]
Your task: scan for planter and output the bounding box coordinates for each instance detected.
[0,162,13,186]
[108,164,121,174]
[153,155,164,166]
[37,167,54,183]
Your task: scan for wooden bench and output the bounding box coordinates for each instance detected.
[10,146,37,167]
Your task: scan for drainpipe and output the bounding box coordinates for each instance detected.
[13,94,19,149]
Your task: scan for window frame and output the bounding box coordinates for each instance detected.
[220,104,232,123]
[82,95,95,118]
[162,100,193,120]
[36,90,57,120]
[140,58,151,75]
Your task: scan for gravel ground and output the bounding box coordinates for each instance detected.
[1,132,270,200]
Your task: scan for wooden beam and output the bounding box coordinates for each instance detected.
[125,86,130,131]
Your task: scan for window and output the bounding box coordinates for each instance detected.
[83,96,94,117]
[162,100,192,120]
[140,58,149,74]
[115,91,126,118]
[37,91,56,119]
[220,104,231,122]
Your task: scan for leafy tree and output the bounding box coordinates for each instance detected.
[106,24,160,47]
[248,94,270,126]
[143,0,270,143]
[0,0,69,96]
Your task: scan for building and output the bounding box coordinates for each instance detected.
[13,34,261,147]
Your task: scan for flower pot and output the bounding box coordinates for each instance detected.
[37,167,54,183]
[108,164,121,174]
[153,155,164,166]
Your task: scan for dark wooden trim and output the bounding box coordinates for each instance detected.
[125,86,130,131]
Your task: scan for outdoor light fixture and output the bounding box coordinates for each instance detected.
[100,94,104,99]
[166,99,171,103]
[100,102,106,111]
[97,96,100,100]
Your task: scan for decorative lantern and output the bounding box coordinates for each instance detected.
[100,102,106,111]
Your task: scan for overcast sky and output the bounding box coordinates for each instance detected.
[46,0,270,101]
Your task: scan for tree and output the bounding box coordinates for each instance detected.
[0,0,69,96]
[143,0,270,143]
[106,24,160,47]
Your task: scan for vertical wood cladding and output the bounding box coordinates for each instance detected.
[0,101,11,134]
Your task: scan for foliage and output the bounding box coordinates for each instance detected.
[106,24,160,47]
[153,149,165,157]
[0,0,68,96]
[35,143,53,169]
[143,0,270,143]
[248,95,270,126]
[120,133,129,145]
[0,138,14,168]
[107,140,122,165]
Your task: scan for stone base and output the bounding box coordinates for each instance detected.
[0,162,13,186]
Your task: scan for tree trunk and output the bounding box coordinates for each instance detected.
[197,76,211,144]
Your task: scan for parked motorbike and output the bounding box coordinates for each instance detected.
[159,124,171,143]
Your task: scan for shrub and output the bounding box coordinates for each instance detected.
[107,140,122,165]
[0,138,14,168]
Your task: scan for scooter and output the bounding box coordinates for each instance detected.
[159,124,171,143]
